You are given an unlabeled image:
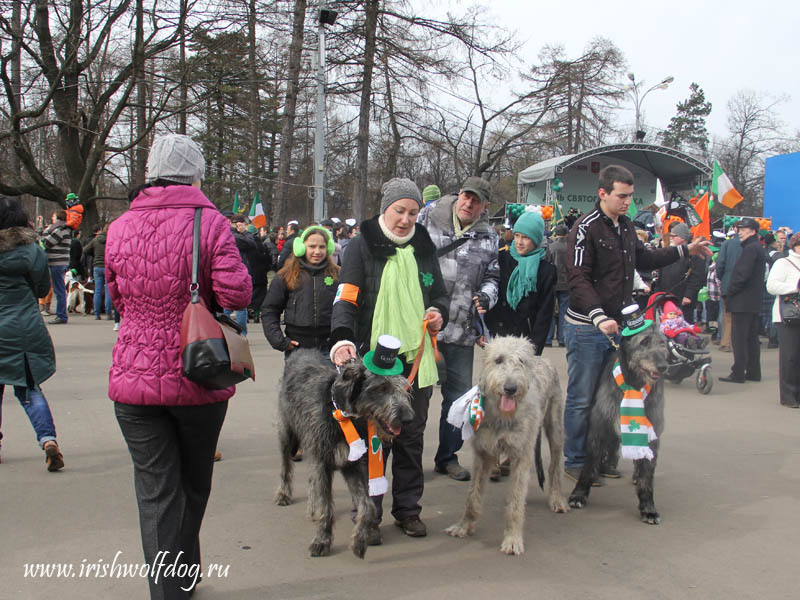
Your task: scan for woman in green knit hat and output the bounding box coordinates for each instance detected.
[484,209,556,355]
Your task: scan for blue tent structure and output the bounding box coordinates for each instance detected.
[765,152,800,232]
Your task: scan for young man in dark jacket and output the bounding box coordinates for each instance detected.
[720,218,767,383]
[564,165,709,481]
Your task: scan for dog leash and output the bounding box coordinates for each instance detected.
[605,334,620,351]
[405,318,441,391]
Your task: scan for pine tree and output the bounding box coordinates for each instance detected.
[660,83,712,153]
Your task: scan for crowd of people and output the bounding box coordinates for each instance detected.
[1,134,797,598]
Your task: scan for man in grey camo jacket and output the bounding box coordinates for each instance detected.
[417,176,500,481]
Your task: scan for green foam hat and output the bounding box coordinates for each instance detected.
[363,335,404,376]
[620,304,653,337]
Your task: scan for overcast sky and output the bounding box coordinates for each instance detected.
[446,0,799,141]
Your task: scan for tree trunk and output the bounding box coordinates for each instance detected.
[133,0,147,185]
[10,0,22,178]
[353,0,379,220]
[178,0,187,134]
[275,0,307,225]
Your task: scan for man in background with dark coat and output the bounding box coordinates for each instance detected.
[720,218,766,383]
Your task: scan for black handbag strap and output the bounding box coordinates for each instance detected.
[190,208,201,304]
[437,236,469,258]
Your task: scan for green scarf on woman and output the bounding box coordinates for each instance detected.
[506,211,546,310]
[371,245,437,388]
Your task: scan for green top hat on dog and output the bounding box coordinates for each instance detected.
[621,304,653,337]
[363,335,404,376]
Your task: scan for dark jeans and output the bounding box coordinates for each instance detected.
[50,265,68,322]
[563,321,618,469]
[0,384,57,446]
[730,312,761,381]
[93,266,113,316]
[546,291,569,345]
[373,381,432,522]
[115,401,228,599]
[434,342,474,469]
[778,323,800,406]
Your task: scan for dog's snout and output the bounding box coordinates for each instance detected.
[400,405,415,425]
[503,382,517,396]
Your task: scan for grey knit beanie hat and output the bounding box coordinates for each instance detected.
[670,222,691,242]
[146,134,205,184]
[380,178,423,214]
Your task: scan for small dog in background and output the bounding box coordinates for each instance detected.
[446,336,568,555]
[274,349,414,559]
[66,273,93,314]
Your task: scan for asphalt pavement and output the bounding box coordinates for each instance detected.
[1,315,798,599]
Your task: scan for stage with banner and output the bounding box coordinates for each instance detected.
[516,143,711,216]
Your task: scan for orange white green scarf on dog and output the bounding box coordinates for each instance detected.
[332,409,388,497]
[446,385,484,441]
[613,360,657,461]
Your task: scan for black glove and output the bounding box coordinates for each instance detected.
[474,292,490,312]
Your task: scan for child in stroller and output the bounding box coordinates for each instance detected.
[646,292,713,394]
[659,300,709,349]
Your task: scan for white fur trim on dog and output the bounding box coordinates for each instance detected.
[369,476,388,496]
[347,438,367,462]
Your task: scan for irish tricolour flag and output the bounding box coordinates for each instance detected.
[249,192,267,229]
[711,161,744,209]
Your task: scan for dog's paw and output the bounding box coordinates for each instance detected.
[568,494,586,509]
[273,490,292,506]
[350,535,367,560]
[444,522,473,538]
[549,496,570,513]
[309,539,332,557]
[640,509,661,525]
[500,535,524,555]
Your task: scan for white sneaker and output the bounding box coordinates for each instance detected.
[113,323,120,331]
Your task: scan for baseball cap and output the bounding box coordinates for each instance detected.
[460,176,492,205]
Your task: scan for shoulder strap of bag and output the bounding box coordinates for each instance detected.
[783,257,800,275]
[190,208,201,305]
[437,236,469,258]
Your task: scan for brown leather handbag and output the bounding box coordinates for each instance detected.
[180,208,255,389]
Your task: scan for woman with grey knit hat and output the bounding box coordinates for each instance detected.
[107,133,251,598]
[329,177,449,542]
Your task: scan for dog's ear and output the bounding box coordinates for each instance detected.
[332,361,366,414]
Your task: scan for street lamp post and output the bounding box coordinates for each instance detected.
[313,6,338,222]
[627,73,674,142]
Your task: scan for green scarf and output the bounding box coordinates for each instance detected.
[371,245,437,388]
[506,211,545,310]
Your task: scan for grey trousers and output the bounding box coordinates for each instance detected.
[115,401,228,599]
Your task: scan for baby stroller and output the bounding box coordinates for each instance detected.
[645,292,713,394]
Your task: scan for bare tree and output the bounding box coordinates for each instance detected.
[0,0,197,226]
[274,0,307,226]
[716,90,788,213]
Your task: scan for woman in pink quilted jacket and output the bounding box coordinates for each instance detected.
[106,134,251,599]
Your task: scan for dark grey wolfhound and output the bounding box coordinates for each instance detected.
[568,324,669,524]
[446,336,569,555]
[274,349,414,558]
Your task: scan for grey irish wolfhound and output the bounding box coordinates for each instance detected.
[567,323,668,524]
[274,349,414,558]
[446,336,569,555]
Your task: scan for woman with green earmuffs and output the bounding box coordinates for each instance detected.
[261,225,340,356]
